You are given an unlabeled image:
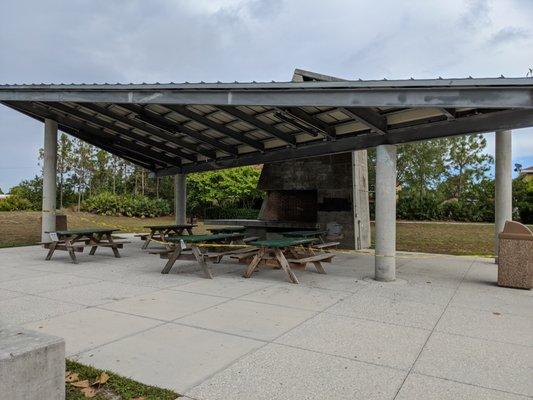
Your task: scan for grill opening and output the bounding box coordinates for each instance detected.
[259,190,318,222]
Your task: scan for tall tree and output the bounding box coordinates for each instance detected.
[71,139,95,211]
[444,134,493,198]
[397,139,447,199]
[57,133,74,209]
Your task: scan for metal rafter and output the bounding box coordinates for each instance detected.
[7,101,179,168]
[339,107,388,135]
[441,108,456,120]
[120,104,239,156]
[277,107,336,139]
[217,105,297,146]
[155,108,533,175]
[163,104,265,152]
[78,103,214,160]
[43,102,195,162]
[4,102,156,170]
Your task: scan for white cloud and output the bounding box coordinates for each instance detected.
[0,0,532,188]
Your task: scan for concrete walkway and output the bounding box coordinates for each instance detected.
[0,236,531,399]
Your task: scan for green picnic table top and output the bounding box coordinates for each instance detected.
[250,238,316,248]
[166,232,244,243]
[48,228,119,236]
[143,224,196,230]
[282,230,327,238]
[207,226,246,233]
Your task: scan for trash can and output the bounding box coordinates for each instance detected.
[498,221,533,289]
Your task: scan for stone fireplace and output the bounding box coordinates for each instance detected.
[256,152,370,249]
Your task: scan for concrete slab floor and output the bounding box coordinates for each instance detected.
[0,235,531,398]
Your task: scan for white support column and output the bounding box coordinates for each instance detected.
[174,173,187,225]
[41,119,58,243]
[352,150,371,249]
[494,130,513,258]
[375,144,397,282]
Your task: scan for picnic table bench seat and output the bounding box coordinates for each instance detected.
[286,253,335,274]
[312,241,340,249]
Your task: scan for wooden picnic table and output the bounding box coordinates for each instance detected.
[44,228,127,264]
[155,232,249,278]
[244,238,332,284]
[141,223,196,249]
[207,226,246,234]
[282,230,328,242]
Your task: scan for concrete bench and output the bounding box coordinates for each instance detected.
[0,326,65,400]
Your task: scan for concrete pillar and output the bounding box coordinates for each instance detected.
[495,130,513,257]
[174,173,187,225]
[41,119,58,243]
[375,144,397,282]
[352,150,371,249]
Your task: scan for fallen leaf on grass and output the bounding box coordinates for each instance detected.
[93,372,109,385]
[65,372,80,383]
[131,397,146,400]
[71,379,90,388]
[80,387,97,398]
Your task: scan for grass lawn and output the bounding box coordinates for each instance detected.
[1,210,530,256]
[65,359,179,399]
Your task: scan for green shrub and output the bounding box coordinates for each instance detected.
[397,194,442,220]
[9,176,42,210]
[82,192,171,217]
[0,195,33,211]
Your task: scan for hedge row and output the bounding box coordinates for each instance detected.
[0,195,33,211]
[81,192,172,217]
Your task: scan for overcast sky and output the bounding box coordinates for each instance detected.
[1,0,532,191]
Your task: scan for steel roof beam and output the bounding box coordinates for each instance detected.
[3,102,157,170]
[2,84,533,108]
[6,101,179,168]
[277,107,336,139]
[339,107,388,135]
[43,102,196,162]
[78,103,214,160]
[120,104,239,156]
[163,104,265,151]
[217,105,297,146]
[155,109,533,175]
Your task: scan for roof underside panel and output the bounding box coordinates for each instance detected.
[1,77,533,175]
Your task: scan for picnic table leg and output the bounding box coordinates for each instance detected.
[64,239,78,264]
[161,245,182,274]
[191,246,213,279]
[243,248,264,278]
[142,231,155,250]
[105,233,121,258]
[45,242,58,260]
[186,228,194,235]
[312,261,327,274]
[274,248,299,284]
[89,233,102,255]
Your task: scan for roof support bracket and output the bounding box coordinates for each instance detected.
[339,107,388,135]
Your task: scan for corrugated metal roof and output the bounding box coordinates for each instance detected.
[1,76,532,89]
[1,73,532,176]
